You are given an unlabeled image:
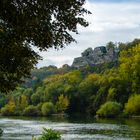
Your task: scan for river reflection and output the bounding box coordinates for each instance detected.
[0,116,140,140]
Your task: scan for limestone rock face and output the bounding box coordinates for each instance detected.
[72,57,89,68]
[72,46,118,68]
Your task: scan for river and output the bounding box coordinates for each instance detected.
[0,116,140,140]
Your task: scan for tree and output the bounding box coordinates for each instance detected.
[106,42,116,50]
[0,0,90,92]
[1,98,16,116]
[118,38,140,51]
[107,88,117,101]
[41,102,55,116]
[55,94,69,113]
[124,94,140,115]
[31,93,40,105]
[79,73,100,95]
[23,105,40,116]
[0,94,6,108]
[20,95,28,110]
[119,45,140,94]
[96,101,122,118]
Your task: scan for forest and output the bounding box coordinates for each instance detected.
[0,39,140,118]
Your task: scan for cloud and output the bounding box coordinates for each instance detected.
[37,1,140,68]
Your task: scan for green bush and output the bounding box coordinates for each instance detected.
[96,101,122,118]
[1,100,16,116]
[33,128,61,140]
[41,102,55,116]
[124,94,140,115]
[23,105,40,116]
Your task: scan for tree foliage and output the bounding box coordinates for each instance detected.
[119,45,140,94]
[23,105,40,116]
[41,102,55,116]
[1,98,16,116]
[0,0,90,92]
[20,95,28,110]
[1,39,140,117]
[55,94,69,113]
[96,101,122,118]
[31,93,41,105]
[124,94,140,115]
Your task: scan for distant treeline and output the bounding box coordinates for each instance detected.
[0,39,140,117]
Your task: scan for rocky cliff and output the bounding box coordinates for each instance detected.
[72,46,118,68]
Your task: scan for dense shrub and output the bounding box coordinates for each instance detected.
[23,105,40,116]
[96,101,122,118]
[124,94,140,115]
[1,100,16,116]
[41,102,55,116]
[33,128,61,140]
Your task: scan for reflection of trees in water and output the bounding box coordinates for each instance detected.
[125,119,140,139]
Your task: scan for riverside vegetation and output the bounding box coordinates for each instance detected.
[0,39,140,118]
[32,128,61,140]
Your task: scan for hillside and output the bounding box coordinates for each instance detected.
[24,42,120,88]
[0,39,140,118]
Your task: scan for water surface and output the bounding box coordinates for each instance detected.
[0,116,140,140]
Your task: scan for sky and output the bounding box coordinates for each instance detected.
[37,0,140,68]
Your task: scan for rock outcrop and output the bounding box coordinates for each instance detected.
[72,46,118,68]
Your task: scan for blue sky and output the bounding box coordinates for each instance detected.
[37,0,140,68]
